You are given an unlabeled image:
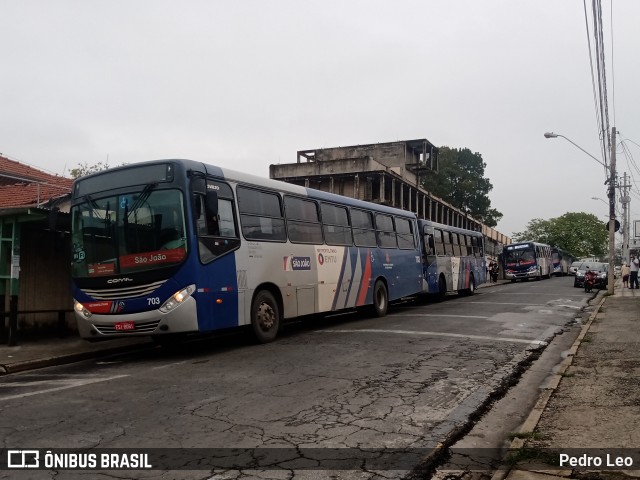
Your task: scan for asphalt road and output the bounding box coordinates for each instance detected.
[0,276,594,479]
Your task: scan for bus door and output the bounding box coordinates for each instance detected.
[422,225,443,294]
[191,177,241,331]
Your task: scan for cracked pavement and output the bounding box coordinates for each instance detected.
[0,277,592,479]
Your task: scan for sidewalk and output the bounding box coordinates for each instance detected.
[497,278,640,479]
[0,335,153,374]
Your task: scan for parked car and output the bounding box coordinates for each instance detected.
[569,261,584,276]
[574,262,608,289]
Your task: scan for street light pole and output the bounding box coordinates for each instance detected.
[620,173,631,265]
[607,127,617,295]
[544,130,616,294]
[544,132,609,170]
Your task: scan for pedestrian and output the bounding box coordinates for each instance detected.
[630,255,640,289]
[491,262,499,283]
[621,263,630,288]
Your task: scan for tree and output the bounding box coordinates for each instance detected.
[68,161,117,179]
[512,212,608,258]
[421,147,503,227]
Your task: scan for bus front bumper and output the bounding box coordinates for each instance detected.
[74,297,199,339]
[505,270,538,280]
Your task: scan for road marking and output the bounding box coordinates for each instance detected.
[463,301,546,306]
[483,291,585,297]
[395,313,489,319]
[152,361,187,370]
[316,329,547,346]
[0,375,129,402]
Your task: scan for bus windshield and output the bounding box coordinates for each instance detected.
[505,246,535,267]
[71,188,187,278]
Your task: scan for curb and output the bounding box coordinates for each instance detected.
[489,290,608,480]
[0,341,155,375]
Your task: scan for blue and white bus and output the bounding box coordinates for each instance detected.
[503,241,553,282]
[419,219,487,298]
[551,246,575,276]
[70,159,424,343]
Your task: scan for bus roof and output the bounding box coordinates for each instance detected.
[73,159,418,219]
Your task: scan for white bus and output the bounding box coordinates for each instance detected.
[503,241,553,282]
[71,159,425,343]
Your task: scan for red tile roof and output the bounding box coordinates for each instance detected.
[0,155,73,208]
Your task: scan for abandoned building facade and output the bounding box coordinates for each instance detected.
[269,139,511,258]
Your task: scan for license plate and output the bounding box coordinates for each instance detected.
[114,321,135,331]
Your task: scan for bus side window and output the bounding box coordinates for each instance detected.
[464,235,472,256]
[352,209,376,247]
[395,217,415,249]
[195,194,221,236]
[451,232,462,256]
[216,199,237,237]
[470,236,476,256]
[196,194,240,263]
[375,214,397,249]
[434,229,445,255]
[425,234,436,255]
[194,195,208,235]
[443,231,453,256]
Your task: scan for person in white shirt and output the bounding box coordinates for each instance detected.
[630,255,640,289]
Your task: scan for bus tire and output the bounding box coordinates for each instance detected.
[435,275,447,302]
[459,274,475,296]
[372,280,388,317]
[251,290,280,343]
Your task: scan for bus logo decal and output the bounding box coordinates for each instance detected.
[283,256,312,271]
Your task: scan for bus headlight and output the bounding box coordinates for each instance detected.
[159,285,196,313]
[74,300,92,318]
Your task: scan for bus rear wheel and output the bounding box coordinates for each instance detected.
[251,290,280,343]
[372,280,388,317]
[459,274,475,296]
[435,275,447,302]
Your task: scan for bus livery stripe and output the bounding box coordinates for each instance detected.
[356,249,372,306]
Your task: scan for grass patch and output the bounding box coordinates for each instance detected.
[503,447,560,467]
[508,431,541,441]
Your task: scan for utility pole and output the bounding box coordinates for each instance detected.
[621,172,631,265]
[607,127,617,295]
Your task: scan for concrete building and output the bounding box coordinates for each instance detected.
[269,139,510,259]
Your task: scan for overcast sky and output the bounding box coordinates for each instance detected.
[2,0,640,237]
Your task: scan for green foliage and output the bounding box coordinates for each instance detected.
[421,147,503,227]
[512,212,608,258]
[68,161,112,179]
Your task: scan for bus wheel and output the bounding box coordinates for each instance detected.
[459,274,475,296]
[251,290,280,343]
[435,276,447,302]
[372,280,388,317]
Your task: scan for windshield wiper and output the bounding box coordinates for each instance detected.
[83,194,105,220]
[126,182,158,219]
